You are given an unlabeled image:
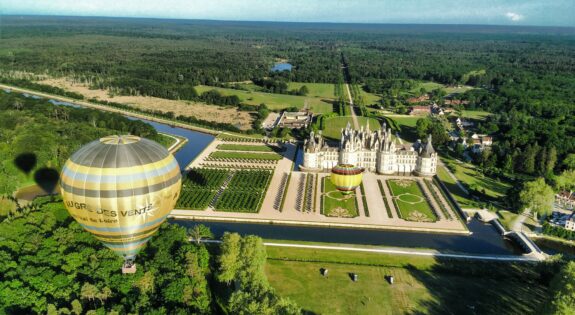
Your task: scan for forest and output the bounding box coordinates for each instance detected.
[0,90,165,196]
[0,196,300,314]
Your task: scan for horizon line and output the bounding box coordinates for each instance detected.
[2,13,575,30]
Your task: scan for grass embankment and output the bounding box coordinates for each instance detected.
[216,144,276,152]
[381,115,420,142]
[265,246,547,315]
[441,157,511,200]
[208,151,282,161]
[387,179,437,222]
[195,84,333,114]
[322,177,358,218]
[321,116,381,140]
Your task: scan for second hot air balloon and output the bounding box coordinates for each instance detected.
[60,135,181,272]
[330,164,364,194]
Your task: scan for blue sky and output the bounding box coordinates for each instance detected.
[2,0,574,27]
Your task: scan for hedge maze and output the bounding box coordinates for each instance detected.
[176,168,229,210]
[214,169,273,213]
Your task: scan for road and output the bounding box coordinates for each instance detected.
[344,82,359,129]
[197,239,540,262]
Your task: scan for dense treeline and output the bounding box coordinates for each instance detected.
[0,90,164,195]
[0,197,301,314]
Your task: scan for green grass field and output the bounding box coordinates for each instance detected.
[408,81,477,95]
[322,177,359,217]
[195,85,333,114]
[441,157,511,199]
[265,246,547,315]
[216,144,275,152]
[387,179,437,222]
[382,115,421,142]
[436,166,475,208]
[208,151,282,161]
[322,116,381,140]
[287,82,336,99]
[459,110,492,120]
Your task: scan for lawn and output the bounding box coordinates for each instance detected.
[322,177,359,218]
[382,115,421,142]
[408,81,477,95]
[441,157,511,199]
[208,151,282,161]
[460,110,491,121]
[436,165,475,208]
[287,82,336,99]
[195,85,333,114]
[321,116,381,140]
[387,179,437,222]
[497,210,519,230]
[216,144,275,152]
[265,246,548,315]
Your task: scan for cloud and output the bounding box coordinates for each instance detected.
[505,12,524,22]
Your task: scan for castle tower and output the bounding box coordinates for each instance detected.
[414,134,437,176]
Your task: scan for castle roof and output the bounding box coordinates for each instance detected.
[420,134,435,158]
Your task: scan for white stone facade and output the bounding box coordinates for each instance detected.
[303,122,437,176]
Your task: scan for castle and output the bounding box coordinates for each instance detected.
[302,122,437,176]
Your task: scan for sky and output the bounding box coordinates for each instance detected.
[1,0,574,27]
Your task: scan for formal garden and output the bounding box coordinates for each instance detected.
[207,151,282,162]
[176,168,230,210]
[321,176,359,218]
[214,169,273,213]
[216,143,285,152]
[387,179,437,222]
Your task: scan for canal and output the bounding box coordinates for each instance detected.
[14,89,522,255]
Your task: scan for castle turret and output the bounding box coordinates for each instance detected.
[414,134,437,176]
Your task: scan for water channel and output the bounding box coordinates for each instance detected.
[12,89,522,255]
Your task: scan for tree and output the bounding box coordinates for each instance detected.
[563,154,575,170]
[543,261,575,315]
[415,118,432,140]
[71,299,83,315]
[187,224,213,245]
[298,85,309,96]
[545,146,557,175]
[519,178,554,218]
[217,232,242,285]
[555,170,575,191]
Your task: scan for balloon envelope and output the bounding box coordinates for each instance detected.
[330,164,364,194]
[60,135,181,260]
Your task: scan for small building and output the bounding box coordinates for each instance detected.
[444,99,469,106]
[470,134,493,153]
[407,94,430,104]
[261,112,280,130]
[556,190,575,210]
[565,215,575,231]
[409,105,431,116]
[277,111,312,129]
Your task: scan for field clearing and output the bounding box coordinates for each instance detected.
[409,81,477,95]
[322,177,359,217]
[265,246,547,315]
[287,82,336,99]
[441,157,511,199]
[436,166,475,208]
[387,179,437,222]
[460,110,492,120]
[383,115,421,142]
[195,85,333,114]
[322,116,381,140]
[39,78,254,129]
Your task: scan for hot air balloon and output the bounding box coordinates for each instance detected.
[60,135,181,273]
[330,164,364,194]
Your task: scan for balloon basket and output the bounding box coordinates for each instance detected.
[122,262,137,274]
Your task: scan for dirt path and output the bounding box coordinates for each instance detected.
[344,82,359,129]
